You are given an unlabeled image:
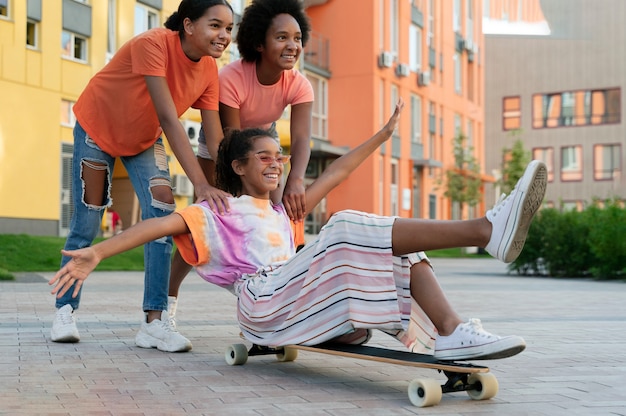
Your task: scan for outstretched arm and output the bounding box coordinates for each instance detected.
[304,98,405,215]
[49,214,189,299]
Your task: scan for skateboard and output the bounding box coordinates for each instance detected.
[224,342,498,408]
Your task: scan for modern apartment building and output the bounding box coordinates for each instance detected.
[483,0,624,210]
[303,0,489,228]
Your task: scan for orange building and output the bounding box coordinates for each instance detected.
[303,0,489,226]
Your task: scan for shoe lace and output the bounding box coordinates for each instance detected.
[464,318,495,339]
[57,310,75,325]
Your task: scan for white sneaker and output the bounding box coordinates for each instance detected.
[135,311,192,352]
[51,304,80,343]
[485,160,547,263]
[167,296,178,329]
[434,319,526,361]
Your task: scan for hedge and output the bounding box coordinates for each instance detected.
[509,199,626,280]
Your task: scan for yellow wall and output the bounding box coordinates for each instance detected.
[0,0,182,231]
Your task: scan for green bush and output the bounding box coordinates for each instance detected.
[510,201,625,279]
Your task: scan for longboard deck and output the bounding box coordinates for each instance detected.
[287,343,489,373]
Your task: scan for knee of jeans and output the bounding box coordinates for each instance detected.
[149,177,176,212]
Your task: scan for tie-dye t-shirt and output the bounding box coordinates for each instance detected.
[173,195,296,290]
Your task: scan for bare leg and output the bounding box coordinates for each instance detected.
[409,262,462,336]
[169,250,193,298]
[167,156,216,299]
[391,217,491,257]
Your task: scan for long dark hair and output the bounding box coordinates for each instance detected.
[165,0,233,38]
[236,0,311,62]
[216,128,273,196]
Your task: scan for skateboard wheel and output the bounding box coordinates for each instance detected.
[225,343,249,365]
[466,373,499,401]
[408,378,442,407]
[276,346,298,362]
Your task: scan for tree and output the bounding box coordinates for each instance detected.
[498,129,531,195]
[444,132,482,219]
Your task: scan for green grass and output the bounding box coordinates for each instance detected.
[0,234,145,279]
[0,234,487,281]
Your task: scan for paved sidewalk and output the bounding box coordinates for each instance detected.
[1,258,625,415]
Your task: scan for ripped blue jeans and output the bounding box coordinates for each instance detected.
[57,121,175,312]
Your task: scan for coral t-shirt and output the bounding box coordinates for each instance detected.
[73,28,219,157]
[219,60,314,130]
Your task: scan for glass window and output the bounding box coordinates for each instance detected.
[135,3,159,36]
[61,100,76,127]
[390,0,399,54]
[62,31,87,61]
[532,147,554,182]
[0,0,8,17]
[453,53,461,94]
[410,94,422,144]
[409,25,422,72]
[593,144,621,180]
[560,145,583,181]
[27,20,38,48]
[305,73,328,141]
[503,96,521,130]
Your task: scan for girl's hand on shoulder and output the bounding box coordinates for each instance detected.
[283,178,306,222]
[49,248,99,299]
[195,183,231,214]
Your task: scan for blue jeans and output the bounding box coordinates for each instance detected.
[57,122,175,312]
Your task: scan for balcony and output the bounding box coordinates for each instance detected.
[303,31,331,75]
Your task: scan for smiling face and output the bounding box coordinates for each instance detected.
[233,136,287,199]
[258,13,302,73]
[182,4,233,60]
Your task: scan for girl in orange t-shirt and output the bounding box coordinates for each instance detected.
[51,0,234,353]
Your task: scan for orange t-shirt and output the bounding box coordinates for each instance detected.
[73,28,219,157]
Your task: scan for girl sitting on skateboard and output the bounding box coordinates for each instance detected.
[50,100,547,361]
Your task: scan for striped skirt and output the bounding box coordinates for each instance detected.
[234,210,438,354]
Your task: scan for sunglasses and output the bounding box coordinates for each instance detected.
[252,152,291,165]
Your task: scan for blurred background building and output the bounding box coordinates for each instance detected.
[483,0,624,210]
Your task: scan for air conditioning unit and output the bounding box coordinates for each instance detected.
[417,71,431,87]
[181,120,201,147]
[395,63,410,77]
[172,175,194,197]
[464,39,474,52]
[378,51,394,68]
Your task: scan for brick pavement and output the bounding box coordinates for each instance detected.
[1,258,625,415]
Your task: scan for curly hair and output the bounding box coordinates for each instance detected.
[236,0,311,62]
[165,0,233,38]
[216,128,274,196]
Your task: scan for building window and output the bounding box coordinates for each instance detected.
[27,20,39,48]
[306,73,328,141]
[410,94,422,144]
[593,144,621,181]
[427,0,435,46]
[532,147,554,182]
[453,52,461,94]
[389,0,399,55]
[134,3,159,36]
[61,99,76,127]
[533,88,621,128]
[0,0,8,18]
[560,145,582,181]
[503,96,521,130]
[409,24,422,72]
[378,155,384,215]
[453,0,461,32]
[391,159,399,216]
[62,31,87,61]
[428,194,437,219]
